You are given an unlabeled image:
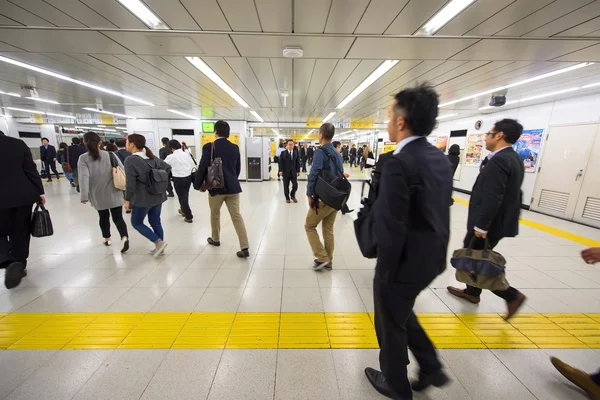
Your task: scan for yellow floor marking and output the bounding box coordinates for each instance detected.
[0,312,599,350]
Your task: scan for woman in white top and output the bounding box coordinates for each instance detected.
[164,139,194,222]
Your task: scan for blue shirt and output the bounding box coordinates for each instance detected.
[306,143,344,196]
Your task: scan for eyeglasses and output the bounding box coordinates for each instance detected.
[486,131,497,136]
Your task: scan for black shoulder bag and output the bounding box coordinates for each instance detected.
[313,147,351,211]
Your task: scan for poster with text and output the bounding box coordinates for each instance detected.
[383,142,398,153]
[465,133,485,165]
[513,129,543,173]
[436,136,448,153]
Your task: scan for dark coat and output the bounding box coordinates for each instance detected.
[40,144,57,162]
[115,149,132,164]
[0,136,44,209]
[68,144,87,169]
[195,138,242,196]
[278,148,300,177]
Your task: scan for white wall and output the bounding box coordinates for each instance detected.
[126,119,249,180]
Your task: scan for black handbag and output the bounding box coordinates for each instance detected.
[353,181,377,258]
[31,203,54,238]
[314,147,351,210]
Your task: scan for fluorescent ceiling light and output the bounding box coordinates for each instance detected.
[115,127,128,130]
[436,113,458,120]
[336,60,399,109]
[186,56,250,108]
[6,106,75,119]
[582,82,600,89]
[82,107,137,119]
[421,0,476,35]
[479,87,581,110]
[117,0,168,29]
[440,62,593,108]
[167,109,199,120]
[97,124,106,127]
[0,56,154,106]
[26,96,59,104]
[0,90,20,97]
[249,110,264,122]
[322,112,336,123]
[46,111,76,119]
[272,128,281,137]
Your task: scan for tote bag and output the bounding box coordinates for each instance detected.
[109,152,126,191]
[31,203,54,238]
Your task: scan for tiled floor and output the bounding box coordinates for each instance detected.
[0,177,599,399]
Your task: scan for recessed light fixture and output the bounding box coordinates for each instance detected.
[440,62,593,108]
[420,0,476,35]
[186,56,250,108]
[250,110,264,122]
[167,109,199,120]
[322,112,336,123]
[82,107,137,119]
[6,106,75,119]
[0,56,154,106]
[0,90,20,97]
[336,60,399,109]
[26,97,59,105]
[478,87,581,111]
[116,0,168,29]
[436,113,458,120]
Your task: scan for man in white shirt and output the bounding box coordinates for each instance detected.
[165,140,194,222]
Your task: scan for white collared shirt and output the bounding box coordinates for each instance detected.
[133,151,148,159]
[393,135,425,155]
[164,149,192,177]
[486,145,511,160]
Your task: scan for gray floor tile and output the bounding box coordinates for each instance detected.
[195,288,244,312]
[150,287,206,312]
[321,287,366,312]
[0,350,57,398]
[238,287,282,312]
[275,350,341,400]
[281,287,324,312]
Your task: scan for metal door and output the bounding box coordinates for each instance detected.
[573,124,600,228]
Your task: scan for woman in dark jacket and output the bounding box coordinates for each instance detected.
[447,144,460,206]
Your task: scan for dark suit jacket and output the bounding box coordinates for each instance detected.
[373,138,453,297]
[278,149,300,177]
[115,149,132,164]
[195,138,242,196]
[1,136,44,209]
[299,147,306,160]
[307,148,314,158]
[468,147,524,239]
[68,145,87,169]
[368,152,393,203]
[40,144,57,162]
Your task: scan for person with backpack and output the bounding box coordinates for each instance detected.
[124,134,171,257]
[305,123,345,271]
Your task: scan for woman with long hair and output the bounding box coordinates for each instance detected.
[78,132,129,252]
[361,145,375,171]
[124,134,171,256]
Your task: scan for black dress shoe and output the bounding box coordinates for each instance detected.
[236,249,250,258]
[364,368,406,399]
[5,262,26,289]
[207,237,221,247]
[411,369,450,392]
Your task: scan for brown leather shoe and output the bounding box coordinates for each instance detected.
[291,197,298,203]
[447,286,481,304]
[504,292,526,321]
[551,357,600,400]
[286,199,291,204]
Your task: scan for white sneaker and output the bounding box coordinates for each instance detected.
[153,241,168,258]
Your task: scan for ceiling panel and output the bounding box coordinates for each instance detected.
[294,0,331,33]
[0,29,131,54]
[437,0,515,36]
[44,0,117,28]
[309,59,362,109]
[100,32,238,56]
[354,0,409,34]
[384,0,447,35]
[301,59,337,113]
[525,1,600,37]
[0,14,22,25]
[269,58,292,108]
[323,0,370,34]
[0,0,55,26]
[0,42,24,52]
[557,16,600,37]
[218,0,262,32]
[202,57,262,108]
[255,0,292,33]
[224,57,272,107]
[141,0,200,29]
[80,0,147,29]
[230,35,354,58]
[434,61,515,93]
[347,37,479,60]
[467,0,553,36]
[178,0,230,31]
[551,42,600,61]
[321,60,382,109]
[496,0,594,36]
[428,61,492,86]
[247,58,281,107]
[12,0,85,27]
[451,39,597,61]
[292,58,315,116]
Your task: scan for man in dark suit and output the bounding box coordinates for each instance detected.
[159,137,175,197]
[299,143,308,173]
[0,132,45,289]
[448,119,526,320]
[307,145,314,166]
[278,139,300,203]
[195,120,249,258]
[68,137,86,193]
[40,137,59,182]
[363,84,452,399]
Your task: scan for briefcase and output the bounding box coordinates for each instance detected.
[450,237,509,291]
[31,203,54,238]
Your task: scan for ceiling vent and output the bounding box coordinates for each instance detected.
[283,47,303,58]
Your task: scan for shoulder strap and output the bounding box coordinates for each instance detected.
[109,151,118,168]
[320,147,342,175]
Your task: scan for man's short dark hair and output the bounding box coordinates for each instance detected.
[286,139,294,144]
[115,138,126,147]
[393,83,439,137]
[161,137,169,145]
[41,137,49,142]
[215,120,230,138]
[332,141,341,149]
[109,139,115,144]
[72,137,81,145]
[169,139,181,150]
[319,123,335,141]
[493,119,523,144]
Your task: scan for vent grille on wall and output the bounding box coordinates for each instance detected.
[582,197,600,222]
[538,189,569,214]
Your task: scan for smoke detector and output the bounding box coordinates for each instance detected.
[283,47,303,58]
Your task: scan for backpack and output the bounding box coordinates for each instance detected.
[314,147,351,210]
[354,152,421,258]
[145,159,169,195]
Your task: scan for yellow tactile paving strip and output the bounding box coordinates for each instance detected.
[1,312,600,350]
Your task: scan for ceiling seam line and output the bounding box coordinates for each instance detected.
[222,57,264,108]
[521,0,598,37]
[382,0,411,35]
[268,59,283,109]
[253,0,264,32]
[0,39,27,52]
[96,31,137,55]
[433,61,495,88]
[490,0,561,36]
[77,0,119,29]
[227,34,243,57]
[41,0,89,28]
[445,39,482,61]
[320,59,369,112]
[5,0,58,27]
[343,37,358,59]
[215,0,234,31]
[352,0,372,35]
[436,61,517,93]
[411,0,453,36]
[308,59,339,118]
[547,41,600,61]
[463,0,517,36]
[177,0,202,30]
[322,0,334,34]
[301,60,317,112]
[246,59,275,110]
[551,15,600,37]
[0,12,24,26]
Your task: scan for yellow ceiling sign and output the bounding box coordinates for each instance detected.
[306,118,321,129]
[201,133,239,146]
[350,120,375,129]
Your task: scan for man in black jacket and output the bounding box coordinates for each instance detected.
[299,143,308,173]
[448,119,527,320]
[0,133,45,289]
[307,145,314,166]
[68,137,86,192]
[40,137,59,182]
[363,84,452,399]
[159,137,175,197]
[115,138,132,164]
[278,139,300,203]
[194,120,249,258]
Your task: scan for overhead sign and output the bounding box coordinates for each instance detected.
[201,133,239,146]
[350,117,375,129]
[201,121,215,133]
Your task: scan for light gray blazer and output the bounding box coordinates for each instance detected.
[78,150,125,211]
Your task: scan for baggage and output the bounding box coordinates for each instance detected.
[145,159,169,195]
[31,203,54,238]
[314,147,350,210]
[200,142,224,191]
[450,237,509,291]
[109,152,126,191]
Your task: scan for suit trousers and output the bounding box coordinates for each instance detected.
[43,160,59,180]
[462,231,520,302]
[282,173,298,200]
[374,279,442,398]
[304,201,337,263]
[0,204,33,268]
[98,206,128,239]
[208,194,249,250]
[172,175,193,219]
[301,158,307,172]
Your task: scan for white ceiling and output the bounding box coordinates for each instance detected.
[0,0,599,124]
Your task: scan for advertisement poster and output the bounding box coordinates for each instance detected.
[436,136,448,153]
[383,142,397,153]
[201,133,239,146]
[465,133,485,165]
[513,129,543,173]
